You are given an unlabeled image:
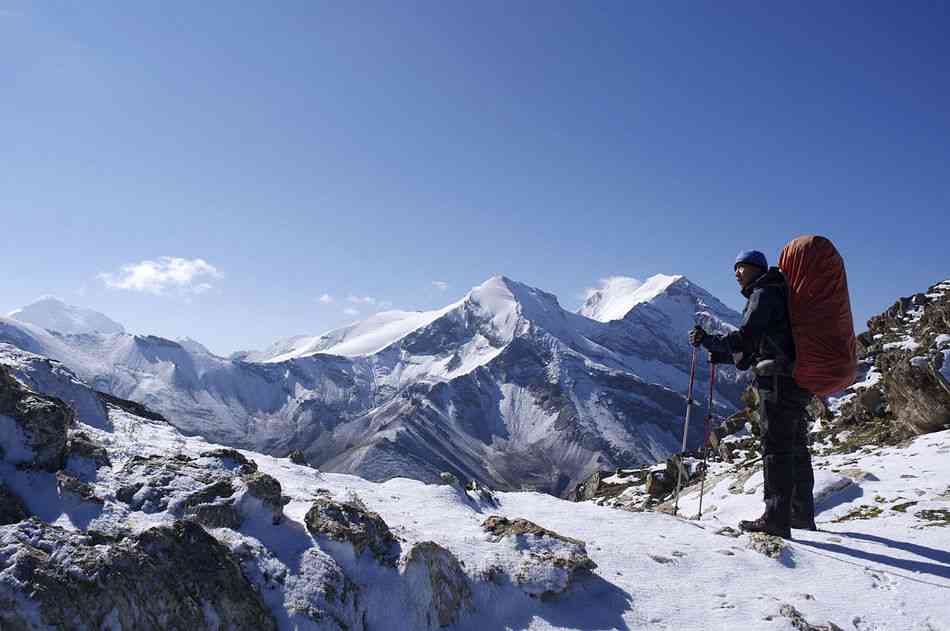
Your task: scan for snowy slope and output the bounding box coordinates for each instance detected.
[2,362,947,631]
[0,276,744,495]
[8,296,125,335]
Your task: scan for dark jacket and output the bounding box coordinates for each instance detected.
[701,267,796,380]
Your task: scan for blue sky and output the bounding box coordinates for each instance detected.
[2,2,947,355]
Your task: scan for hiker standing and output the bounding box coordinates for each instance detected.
[689,250,816,538]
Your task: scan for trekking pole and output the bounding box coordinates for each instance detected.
[672,345,699,516]
[697,360,718,519]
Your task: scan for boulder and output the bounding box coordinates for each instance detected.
[0,518,276,630]
[288,449,308,465]
[56,471,102,503]
[66,430,111,468]
[305,497,399,565]
[241,471,286,524]
[481,516,596,598]
[400,541,472,628]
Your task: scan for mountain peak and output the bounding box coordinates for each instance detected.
[578,274,686,322]
[8,297,125,335]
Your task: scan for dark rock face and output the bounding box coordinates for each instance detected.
[305,497,399,565]
[0,363,72,470]
[0,481,29,525]
[0,519,276,631]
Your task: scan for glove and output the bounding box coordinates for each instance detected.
[688,325,706,347]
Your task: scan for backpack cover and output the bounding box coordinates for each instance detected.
[778,235,857,396]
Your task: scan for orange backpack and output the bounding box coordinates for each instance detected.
[778,236,857,396]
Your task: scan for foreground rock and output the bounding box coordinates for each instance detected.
[481,516,596,598]
[305,496,400,565]
[400,541,472,629]
[0,363,72,470]
[0,519,276,630]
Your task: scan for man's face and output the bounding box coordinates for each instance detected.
[735,263,762,289]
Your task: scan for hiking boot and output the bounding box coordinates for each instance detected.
[790,516,817,531]
[738,517,791,539]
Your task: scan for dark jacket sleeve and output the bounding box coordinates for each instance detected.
[700,286,780,365]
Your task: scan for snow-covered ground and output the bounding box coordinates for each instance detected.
[4,393,947,631]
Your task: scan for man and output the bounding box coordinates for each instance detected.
[688,250,816,539]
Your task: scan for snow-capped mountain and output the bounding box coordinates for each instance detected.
[8,296,125,335]
[0,275,744,495]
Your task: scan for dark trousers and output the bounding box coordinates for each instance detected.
[757,376,815,527]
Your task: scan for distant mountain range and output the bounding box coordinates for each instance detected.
[0,274,745,495]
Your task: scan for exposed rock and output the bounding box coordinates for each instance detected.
[779,603,845,631]
[483,515,584,546]
[288,449,308,465]
[56,471,102,503]
[466,480,500,507]
[0,363,72,470]
[188,500,243,529]
[439,471,461,488]
[0,480,29,524]
[0,518,276,630]
[241,470,286,524]
[481,516,596,598]
[863,281,950,436]
[116,454,219,513]
[66,430,111,467]
[747,533,789,561]
[96,390,167,422]
[114,452,284,530]
[199,447,258,473]
[400,541,472,628]
[305,497,399,565]
[216,529,366,631]
[715,526,742,538]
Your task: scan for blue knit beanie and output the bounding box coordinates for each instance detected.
[735,250,768,270]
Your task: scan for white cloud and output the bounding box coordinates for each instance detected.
[99,257,222,295]
[432,281,449,291]
[319,293,334,304]
[347,295,377,305]
[579,276,644,302]
[377,300,393,310]
[343,307,360,316]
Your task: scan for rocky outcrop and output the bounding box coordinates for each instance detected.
[400,541,472,628]
[857,279,950,436]
[0,519,276,630]
[115,450,285,528]
[481,516,596,598]
[305,496,400,565]
[776,604,845,631]
[66,430,111,468]
[0,363,72,470]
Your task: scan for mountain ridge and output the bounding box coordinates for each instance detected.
[0,273,744,495]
